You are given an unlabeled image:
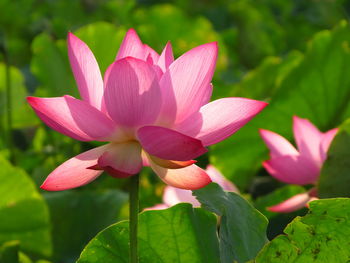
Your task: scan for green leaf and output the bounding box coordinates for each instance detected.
[0,155,51,257]
[77,203,220,263]
[45,190,127,263]
[0,63,38,130]
[210,21,350,189]
[318,118,350,198]
[193,183,268,263]
[255,198,350,262]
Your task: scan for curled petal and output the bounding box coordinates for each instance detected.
[158,42,218,124]
[27,96,116,141]
[293,116,323,164]
[268,192,313,213]
[144,44,160,64]
[157,42,174,72]
[263,155,320,185]
[259,129,298,158]
[176,98,268,146]
[67,33,104,109]
[116,29,146,60]
[104,58,161,129]
[320,128,338,161]
[137,126,207,161]
[206,165,239,192]
[148,154,196,169]
[150,159,211,190]
[96,141,142,177]
[41,145,108,191]
[144,204,170,211]
[163,186,201,207]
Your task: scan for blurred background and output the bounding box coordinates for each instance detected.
[1,0,350,262]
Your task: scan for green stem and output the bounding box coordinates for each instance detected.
[129,174,139,263]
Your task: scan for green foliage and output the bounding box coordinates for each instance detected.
[30,33,76,98]
[45,190,127,263]
[318,119,350,198]
[0,241,20,263]
[0,63,37,130]
[132,4,228,72]
[0,155,51,257]
[77,203,220,263]
[193,183,268,263]
[231,51,303,100]
[255,198,350,262]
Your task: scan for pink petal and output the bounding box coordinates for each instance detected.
[41,145,108,191]
[200,84,213,106]
[293,116,323,164]
[263,155,320,185]
[147,154,196,169]
[163,186,201,207]
[158,42,218,124]
[137,126,207,161]
[144,204,169,211]
[141,151,151,167]
[205,165,239,193]
[97,141,142,177]
[116,29,146,61]
[267,192,312,213]
[104,57,161,130]
[259,129,298,158]
[27,96,116,141]
[176,98,268,146]
[157,42,174,72]
[320,128,338,161]
[144,44,160,64]
[149,160,212,190]
[67,33,104,109]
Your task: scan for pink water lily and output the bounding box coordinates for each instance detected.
[28,29,267,191]
[146,165,239,210]
[259,116,338,212]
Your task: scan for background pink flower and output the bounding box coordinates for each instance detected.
[28,29,267,191]
[259,116,338,212]
[146,165,239,210]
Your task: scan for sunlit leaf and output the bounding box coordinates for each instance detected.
[255,198,350,262]
[77,203,220,263]
[0,155,51,257]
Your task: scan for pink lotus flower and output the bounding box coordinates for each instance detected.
[28,29,267,191]
[146,165,239,210]
[259,116,338,212]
